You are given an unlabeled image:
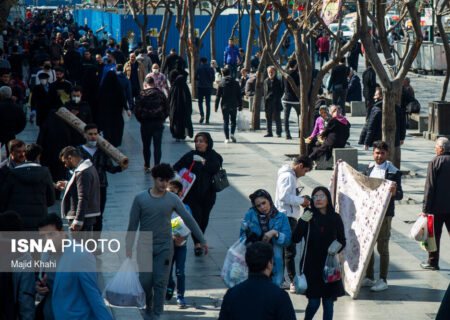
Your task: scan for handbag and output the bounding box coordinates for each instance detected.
[212,167,229,192]
[294,222,310,294]
[406,99,420,114]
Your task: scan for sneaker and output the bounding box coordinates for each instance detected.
[224,139,229,144]
[361,278,376,287]
[264,133,273,137]
[277,134,282,138]
[177,298,187,309]
[289,282,296,293]
[144,166,151,173]
[420,262,440,270]
[230,135,237,143]
[165,287,174,300]
[199,116,204,124]
[286,135,292,140]
[281,281,290,290]
[370,279,388,292]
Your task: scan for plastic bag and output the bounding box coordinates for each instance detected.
[420,214,437,252]
[221,240,248,288]
[103,258,146,308]
[237,111,250,131]
[171,216,191,238]
[323,254,341,284]
[409,214,428,241]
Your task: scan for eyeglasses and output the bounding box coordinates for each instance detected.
[312,194,326,200]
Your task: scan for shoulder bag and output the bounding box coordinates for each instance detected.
[294,222,310,294]
[212,165,229,192]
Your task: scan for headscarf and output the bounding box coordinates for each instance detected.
[249,189,278,234]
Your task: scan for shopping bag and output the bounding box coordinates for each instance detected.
[323,254,341,283]
[171,216,191,238]
[237,111,250,131]
[221,240,248,288]
[421,214,437,252]
[103,258,146,308]
[178,161,196,200]
[295,223,310,294]
[409,214,428,241]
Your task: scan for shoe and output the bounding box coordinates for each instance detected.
[286,135,292,140]
[144,166,151,173]
[264,133,273,137]
[361,278,377,287]
[281,281,290,290]
[224,139,229,144]
[199,116,204,124]
[166,287,174,300]
[289,282,296,293]
[277,134,282,138]
[230,135,236,143]
[205,120,210,124]
[420,262,440,270]
[370,279,388,292]
[194,247,203,256]
[177,298,187,309]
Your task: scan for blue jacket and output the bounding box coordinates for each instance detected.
[239,208,291,287]
[52,241,113,320]
[224,45,240,65]
[195,64,215,89]
[116,71,133,110]
[346,74,362,102]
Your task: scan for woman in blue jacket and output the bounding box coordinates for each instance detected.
[239,189,291,287]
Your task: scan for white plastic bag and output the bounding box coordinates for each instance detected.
[103,258,146,308]
[410,214,428,242]
[171,216,191,238]
[221,240,248,288]
[237,111,250,131]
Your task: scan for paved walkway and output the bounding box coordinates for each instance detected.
[12,63,449,319]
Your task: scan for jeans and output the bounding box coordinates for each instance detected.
[366,216,392,281]
[222,108,237,140]
[197,87,212,122]
[228,64,238,79]
[304,298,334,320]
[168,245,187,299]
[284,217,298,282]
[332,88,347,115]
[140,120,164,167]
[282,101,300,137]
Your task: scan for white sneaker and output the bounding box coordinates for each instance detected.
[289,282,296,293]
[281,281,290,290]
[224,139,229,144]
[370,279,388,292]
[230,135,237,143]
[361,278,376,287]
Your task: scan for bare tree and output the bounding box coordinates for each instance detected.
[270,0,360,154]
[124,0,149,48]
[244,0,256,71]
[0,0,17,29]
[356,0,423,167]
[435,0,450,101]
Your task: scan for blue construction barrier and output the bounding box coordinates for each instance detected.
[26,0,82,7]
[74,9,294,66]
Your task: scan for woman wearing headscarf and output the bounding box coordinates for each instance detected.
[97,70,127,147]
[168,70,193,141]
[292,186,346,320]
[240,189,291,287]
[309,105,350,161]
[173,132,222,256]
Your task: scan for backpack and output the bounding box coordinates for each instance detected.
[406,99,420,114]
[134,88,168,122]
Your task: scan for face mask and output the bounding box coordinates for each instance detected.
[40,79,47,85]
[72,96,81,103]
[152,69,159,74]
[87,140,97,147]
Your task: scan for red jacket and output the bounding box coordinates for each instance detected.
[316,36,330,53]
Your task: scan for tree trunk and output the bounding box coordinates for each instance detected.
[382,86,401,167]
[160,11,172,71]
[157,8,169,48]
[244,0,256,71]
[252,51,267,130]
[210,23,216,61]
[436,13,450,101]
[187,0,198,99]
[0,0,14,29]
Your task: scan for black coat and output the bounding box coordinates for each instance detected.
[264,77,283,111]
[310,117,351,160]
[173,132,222,203]
[168,75,193,139]
[219,273,296,320]
[0,163,55,231]
[292,209,346,299]
[423,152,450,216]
[64,100,93,146]
[347,42,362,70]
[328,64,350,91]
[0,99,26,144]
[281,69,300,102]
[31,84,52,126]
[0,157,16,190]
[64,49,83,83]
[362,66,377,99]
[97,71,127,147]
[215,76,242,111]
[49,79,73,109]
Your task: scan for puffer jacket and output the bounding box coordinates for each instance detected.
[0,163,55,231]
[239,208,291,287]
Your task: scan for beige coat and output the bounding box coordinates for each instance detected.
[124,60,146,90]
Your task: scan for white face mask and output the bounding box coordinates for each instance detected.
[72,96,81,103]
[40,79,48,85]
[87,140,97,147]
[152,69,159,74]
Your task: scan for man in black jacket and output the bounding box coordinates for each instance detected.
[327,58,350,114]
[361,141,402,292]
[421,137,450,271]
[362,62,377,118]
[49,66,72,110]
[31,72,52,127]
[195,57,215,124]
[0,86,26,156]
[281,60,300,140]
[264,66,283,138]
[0,143,55,231]
[77,123,128,235]
[215,68,242,143]
[0,139,25,190]
[219,242,295,320]
[63,85,93,146]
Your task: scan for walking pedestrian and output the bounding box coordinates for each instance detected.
[275,155,313,291]
[292,186,346,320]
[224,39,240,79]
[134,76,169,171]
[346,68,362,102]
[31,72,52,127]
[0,86,26,156]
[316,33,330,69]
[124,52,146,99]
[240,189,292,287]
[362,62,377,118]
[327,58,350,114]
[361,141,403,291]
[0,139,25,188]
[173,132,222,256]
[421,137,450,271]
[215,68,242,143]
[126,164,209,320]
[168,70,193,141]
[146,63,168,96]
[281,59,300,140]
[264,66,283,138]
[195,57,215,124]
